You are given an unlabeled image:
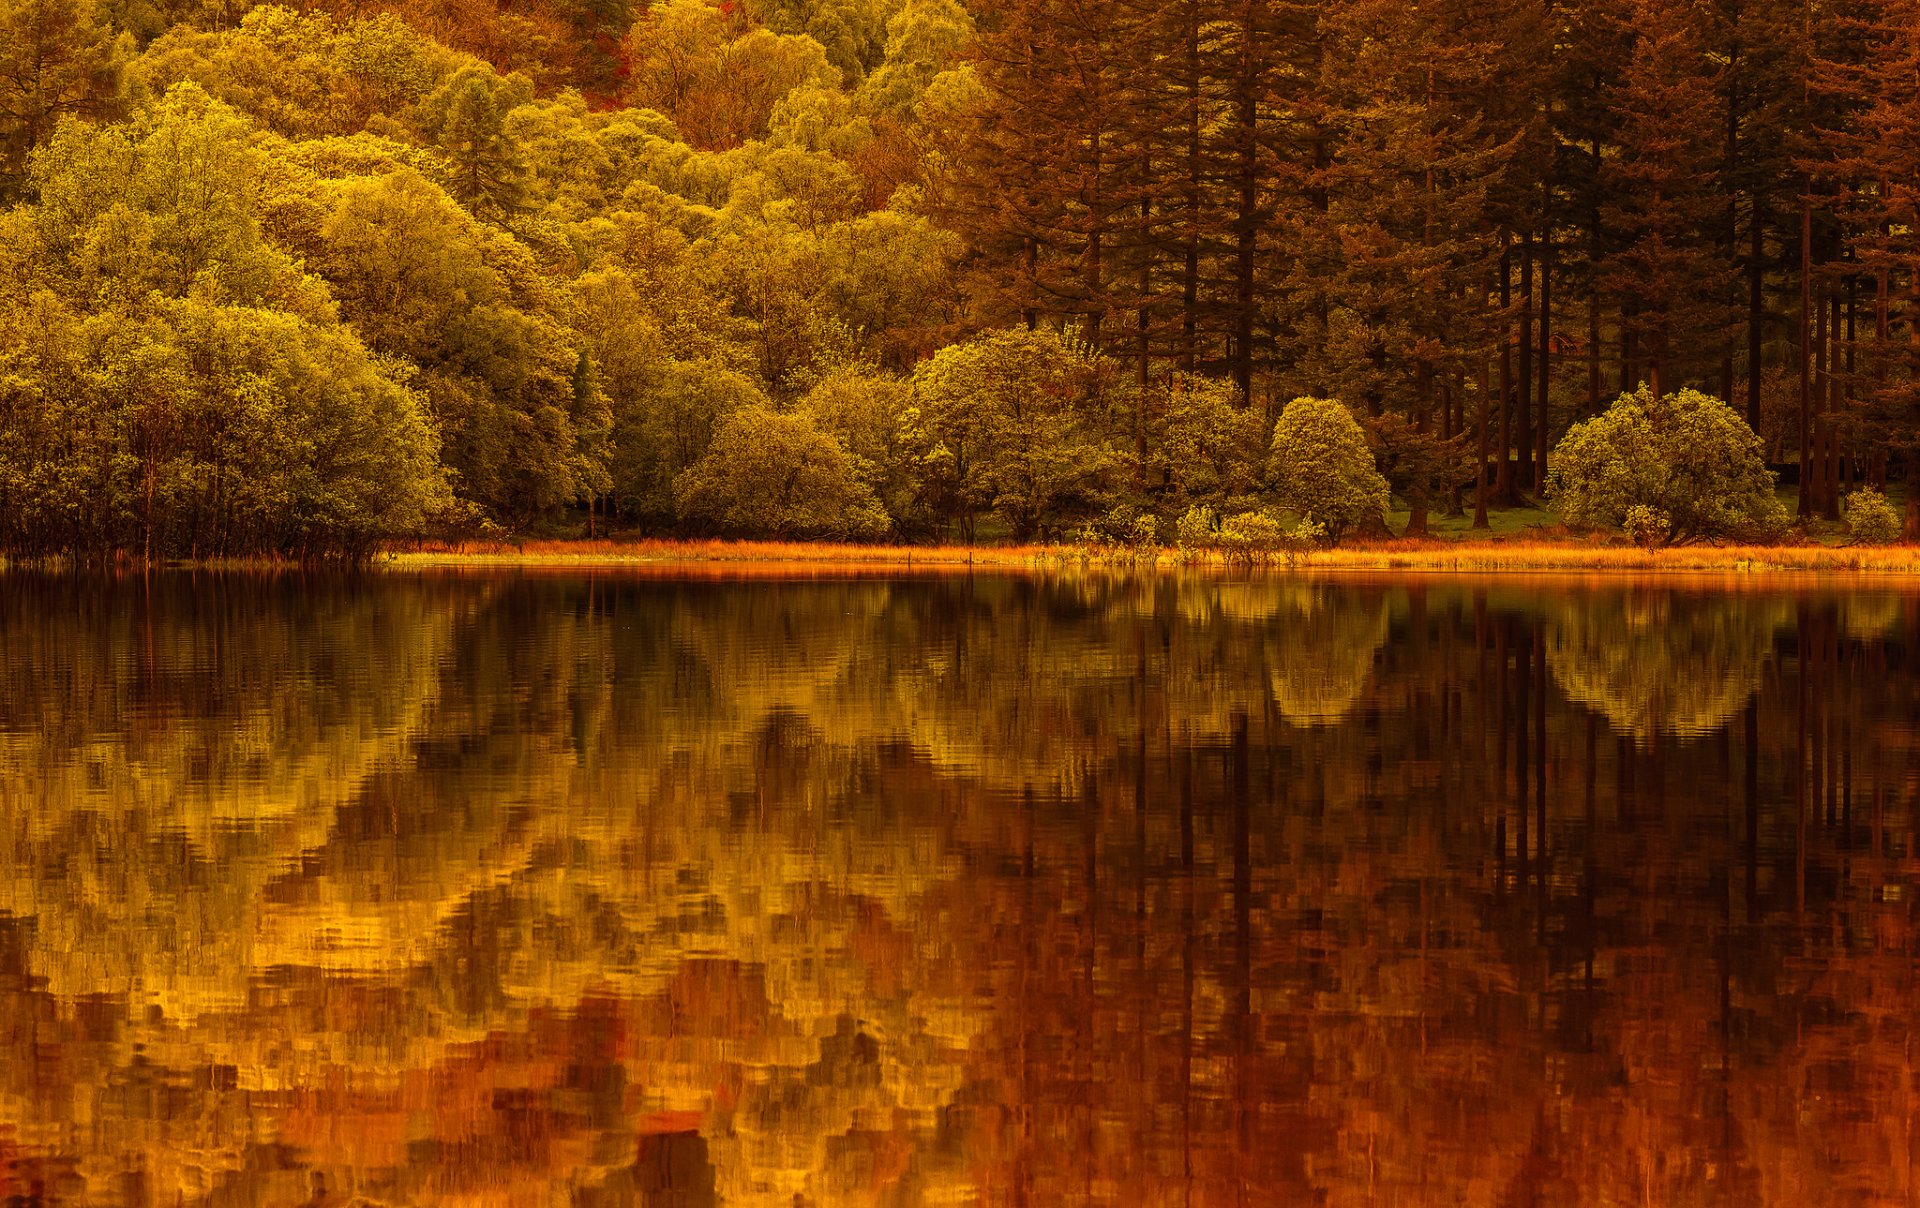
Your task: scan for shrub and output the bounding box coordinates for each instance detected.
[1267,396,1390,542]
[1847,488,1902,546]
[1170,505,1326,562]
[1167,503,1213,553]
[1124,511,1160,549]
[1073,505,1160,558]
[1175,504,1219,552]
[1544,385,1785,545]
[1101,504,1159,549]
[1288,515,1329,548]
[1624,504,1671,549]
[1216,510,1287,559]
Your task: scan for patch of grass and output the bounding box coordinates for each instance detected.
[1293,540,1920,575]
[1383,500,1565,539]
[385,532,1920,577]
[387,537,1051,572]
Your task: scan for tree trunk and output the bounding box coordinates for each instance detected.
[1824,287,1844,518]
[1024,237,1039,331]
[1796,187,1812,519]
[1537,216,1553,492]
[1497,236,1516,505]
[1137,198,1151,478]
[1589,136,1603,417]
[1620,300,1636,394]
[1475,358,1491,529]
[1229,1,1259,405]
[1747,190,1764,432]
[1182,0,1201,373]
[1812,279,1829,517]
[1445,374,1463,516]
[1517,234,1534,492]
[1407,361,1433,537]
[1907,450,1920,540]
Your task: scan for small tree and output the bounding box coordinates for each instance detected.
[1846,489,1902,546]
[675,407,890,539]
[906,327,1127,540]
[1267,396,1390,542]
[1148,375,1265,514]
[1545,385,1786,545]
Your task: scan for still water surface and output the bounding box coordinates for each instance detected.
[1,570,1917,1206]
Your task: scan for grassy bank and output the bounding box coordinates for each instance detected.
[385,535,1920,576]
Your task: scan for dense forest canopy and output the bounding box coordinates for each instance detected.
[2,0,1918,555]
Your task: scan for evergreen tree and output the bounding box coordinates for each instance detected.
[1599,0,1741,398]
[0,0,119,197]
[1314,0,1516,533]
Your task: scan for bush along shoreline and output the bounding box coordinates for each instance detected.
[6,383,1911,568]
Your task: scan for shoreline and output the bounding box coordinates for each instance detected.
[380,537,1920,577]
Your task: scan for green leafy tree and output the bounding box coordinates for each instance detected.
[0,293,444,558]
[818,204,962,369]
[1544,385,1785,544]
[125,9,450,141]
[1145,375,1265,515]
[906,326,1128,540]
[1266,396,1391,541]
[612,356,767,522]
[855,0,971,117]
[798,367,927,530]
[674,405,889,537]
[30,83,318,308]
[314,168,607,522]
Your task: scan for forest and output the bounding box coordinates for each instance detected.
[2,0,1919,555]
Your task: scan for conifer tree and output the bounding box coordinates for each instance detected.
[1599,0,1741,397]
[0,0,118,196]
[1821,0,1920,535]
[1315,0,1515,533]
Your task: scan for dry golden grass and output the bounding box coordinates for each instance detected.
[385,535,1920,578]
[1291,538,1920,574]
[387,538,1052,574]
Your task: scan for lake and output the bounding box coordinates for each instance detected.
[0,570,1915,1206]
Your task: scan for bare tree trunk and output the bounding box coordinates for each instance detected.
[1182,0,1201,373]
[1407,360,1433,537]
[1747,192,1765,431]
[1796,188,1812,519]
[1518,234,1535,492]
[1537,214,1553,492]
[1229,1,1259,405]
[1475,358,1491,529]
[1589,137,1604,417]
[1497,236,1516,505]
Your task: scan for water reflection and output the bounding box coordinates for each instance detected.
[0,571,1915,1206]
[1544,590,1793,740]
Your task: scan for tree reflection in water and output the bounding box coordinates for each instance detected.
[0,571,1914,1206]
[1544,590,1792,740]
